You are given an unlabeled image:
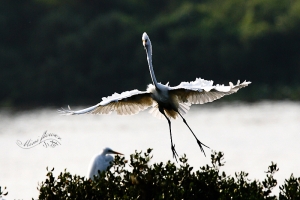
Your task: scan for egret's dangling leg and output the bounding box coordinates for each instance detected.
[177,112,209,156]
[159,107,179,161]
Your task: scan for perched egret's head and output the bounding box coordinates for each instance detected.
[102,147,123,155]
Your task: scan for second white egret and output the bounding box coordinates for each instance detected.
[87,147,123,180]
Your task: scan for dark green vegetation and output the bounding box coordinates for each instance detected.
[1,0,300,107]
[37,149,300,199]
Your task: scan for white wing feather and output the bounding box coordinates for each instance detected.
[59,78,250,119]
[169,78,251,105]
[58,89,153,115]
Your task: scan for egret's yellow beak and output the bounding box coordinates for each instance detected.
[110,150,123,155]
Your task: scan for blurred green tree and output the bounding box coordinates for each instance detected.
[1,0,300,107]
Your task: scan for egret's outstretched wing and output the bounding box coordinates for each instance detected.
[169,78,251,105]
[58,90,153,115]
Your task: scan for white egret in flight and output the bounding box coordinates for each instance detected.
[87,147,123,180]
[59,32,251,160]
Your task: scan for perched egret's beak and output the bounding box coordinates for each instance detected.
[109,150,123,155]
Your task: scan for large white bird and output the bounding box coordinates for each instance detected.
[87,147,123,180]
[59,32,251,160]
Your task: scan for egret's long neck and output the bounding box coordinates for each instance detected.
[145,44,158,88]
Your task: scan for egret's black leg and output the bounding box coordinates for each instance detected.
[177,112,209,156]
[159,108,179,161]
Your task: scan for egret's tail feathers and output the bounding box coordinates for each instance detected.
[149,102,191,120]
[178,102,191,116]
[149,104,165,120]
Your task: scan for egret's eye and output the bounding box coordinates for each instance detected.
[145,39,148,43]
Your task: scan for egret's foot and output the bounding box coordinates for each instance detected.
[171,144,179,162]
[196,139,210,157]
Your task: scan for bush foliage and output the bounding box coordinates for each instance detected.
[37,149,300,199]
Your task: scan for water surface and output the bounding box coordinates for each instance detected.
[0,101,299,199]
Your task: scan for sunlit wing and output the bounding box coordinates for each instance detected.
[58,89,153,115]
[169,78,251,105]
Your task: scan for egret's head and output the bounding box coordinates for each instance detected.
[142,32,150,48]
[142,32,152,55]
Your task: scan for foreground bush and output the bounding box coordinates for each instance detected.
[37,149,300,199]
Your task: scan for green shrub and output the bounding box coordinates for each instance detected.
[37,149,300,199]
